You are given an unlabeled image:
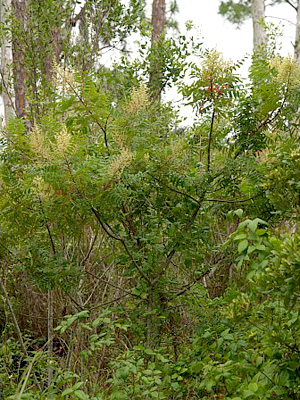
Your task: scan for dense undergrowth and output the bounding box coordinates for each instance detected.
[0,13,300,399]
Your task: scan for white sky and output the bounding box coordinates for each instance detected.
[174,0,296,63]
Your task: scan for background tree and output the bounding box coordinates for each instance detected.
[295,0,300,62]
[149,0,166,101]
[11,0,27,119]
[252,0,267,49]
[1,0,146,125]
[0,0,14,125]
[219,0,300,58]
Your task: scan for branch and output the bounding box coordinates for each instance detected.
[234,90,288,159]
[38,197,56,255]
[258,94,287,131]
[152,201,203,285]
[91,207,121,241]
[0,69,16,114]
[64,159,152,286]
[89,294,130,311]
[91,206,152,286]
[80,231,98,265]
[207,108,216,172]
[172,270,210,299]
[152,173,220,285]
[150,174,199,204]
[265,15,296,26]
[85,270,143,299]
[283,0,297,11]
[103,114,110,150]
[204,196,255,204]
[66,293,85,311]
[69,4,87,25]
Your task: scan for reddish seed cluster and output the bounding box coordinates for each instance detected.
[206,83,230,96]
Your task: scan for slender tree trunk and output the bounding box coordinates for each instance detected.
[295,0,300,64]
[149,0,166,102]
[151,0,166,44]
[11,0,27,119]
[251,0,267,51]
[45,26,62,82]
[47,290,54,388]
[1,0,15,125]
[207,108,215,172]
[146,291,153,348]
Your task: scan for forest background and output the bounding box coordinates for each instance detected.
[0,0,300,399]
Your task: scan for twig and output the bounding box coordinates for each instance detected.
[85,270,143,299]
[0,276,42,391]
[283,0,297,11]
[152,201,204,285]
[171,270,210,299]
[150,174,199,204]
[265,15,296,26]
[38,198,56,255]
[204,196,255,204]
[90,206,152,285]
[88,294,130,311]
[80,231,98,265]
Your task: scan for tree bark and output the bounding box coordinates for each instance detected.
[294,0,300,63]
[1,0,15,125]
[11,0,27,119]
[151,0,166,44]
[251,0,267,51]
[149,0,166,102]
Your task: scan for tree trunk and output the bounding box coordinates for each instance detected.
[149,0,166,102]
[151,0,166,44]
[1,0,15,125]
[11,0,27,119]
[251,0,267,51]
[295,0,300,64]
[47,290,54,388]
[44,26,62,82]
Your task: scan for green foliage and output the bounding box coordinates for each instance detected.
[219,0,251,27]
[1,6,300,399]
[263,144,300,215]
[181,49,242,115]
[165,218,300,400]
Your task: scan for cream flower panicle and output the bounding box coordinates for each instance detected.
[29,125,52,161]
[270,56,300,88]
[107,148,134,180]
[53,61,76,94]
[126,84,149,114]
[55,125,73,156]
[32,176,53,200]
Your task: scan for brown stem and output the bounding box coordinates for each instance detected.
[199,134,203,163]
[207,108,215,172]
[47,290,54,388]
[0,276,42,391]
[146,290,154,348]
[38,197,55,388]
